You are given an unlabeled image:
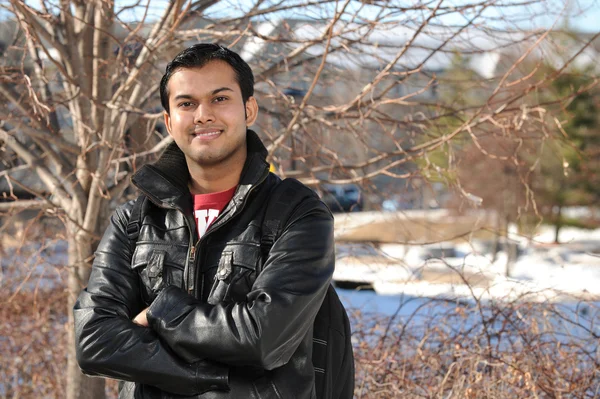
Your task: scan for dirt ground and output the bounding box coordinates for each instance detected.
[334,210,499,244]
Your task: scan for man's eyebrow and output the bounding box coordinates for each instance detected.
[173,94,194,101]
[211,87,234,95]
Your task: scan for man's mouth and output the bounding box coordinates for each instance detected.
[192,129,223,139]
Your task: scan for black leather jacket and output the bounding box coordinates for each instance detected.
[73,130,335,398]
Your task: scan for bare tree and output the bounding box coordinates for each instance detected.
[1,1,219,397]
[0,0,598,397]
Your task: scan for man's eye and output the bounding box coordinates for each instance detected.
[214,96,228,103]
[179,102,193,108]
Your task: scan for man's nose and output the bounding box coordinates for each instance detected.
[194,104,215,124]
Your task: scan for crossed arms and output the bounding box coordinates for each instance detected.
[73,198,334,395]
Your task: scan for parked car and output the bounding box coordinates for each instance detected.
[318,184,363,212]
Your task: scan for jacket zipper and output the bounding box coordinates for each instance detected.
[187,246,196,295]
[190,167,270,299]
[136,163,270,299]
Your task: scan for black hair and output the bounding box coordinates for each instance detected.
[160,43,254,114]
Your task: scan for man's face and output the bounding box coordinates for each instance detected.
[164,60,258,168]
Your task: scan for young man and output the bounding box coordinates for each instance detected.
[74,44,336,398]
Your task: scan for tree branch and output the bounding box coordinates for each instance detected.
[111,135,173,167]
[0,128,72,211]
[0,199,51,211]
[1,119,80,155]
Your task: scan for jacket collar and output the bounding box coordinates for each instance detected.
[131,129,270,214]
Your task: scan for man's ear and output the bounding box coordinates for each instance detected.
[245,96,258,126]
[163,111,173,137]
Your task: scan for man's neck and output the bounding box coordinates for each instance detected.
[186,152,246,195]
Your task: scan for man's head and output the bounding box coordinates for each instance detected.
[160,44,258,173]
[160,43,254,114]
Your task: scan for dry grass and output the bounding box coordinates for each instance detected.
[351,296,600,398]
[0,288,67,397]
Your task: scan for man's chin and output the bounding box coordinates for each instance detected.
[185,143,246,168]
[188,151,228,167]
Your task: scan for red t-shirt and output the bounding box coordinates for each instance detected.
[193,186,237,239]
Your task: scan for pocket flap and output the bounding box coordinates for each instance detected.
[221,244,261,270]
[147,250,166,278]
[131,243,186,270]
[217,252,233,281]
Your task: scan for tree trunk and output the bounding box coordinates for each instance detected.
[504,213,512,278]
[491,210,501,263]
[66,222,106,399]
[554,204,563,244]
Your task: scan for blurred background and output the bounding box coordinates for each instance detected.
[1,0,599,397]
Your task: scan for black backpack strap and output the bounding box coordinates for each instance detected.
[126,194,146,249]
[260,178,317,257]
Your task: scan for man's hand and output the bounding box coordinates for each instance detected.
[133,308,149,327]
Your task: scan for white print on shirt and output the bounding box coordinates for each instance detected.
[195,209,220,238]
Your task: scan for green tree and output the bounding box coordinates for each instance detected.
[533,68,600,242]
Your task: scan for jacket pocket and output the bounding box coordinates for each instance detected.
[132,245,186,305]
[207,244,261,305]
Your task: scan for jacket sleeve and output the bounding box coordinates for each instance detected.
[146,197,334,370]
[73,202,229,395]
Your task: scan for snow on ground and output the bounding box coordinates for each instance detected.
[335,227,600,303]
[523,225,600,244]
[5,226,600,304]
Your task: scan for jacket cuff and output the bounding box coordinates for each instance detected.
[147,285,191,329]
[195,361,230,393]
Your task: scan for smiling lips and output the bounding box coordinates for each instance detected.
[192,128,222,141]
